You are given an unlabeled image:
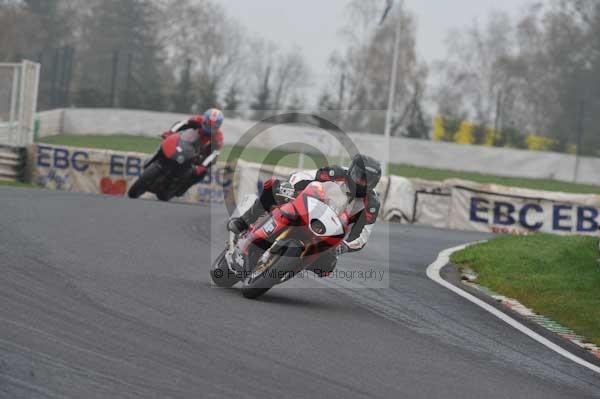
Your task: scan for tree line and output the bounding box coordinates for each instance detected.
[434,0,600,156]
[1,0,599,156]
[0,0,311,118]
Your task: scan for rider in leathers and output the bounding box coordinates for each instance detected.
[228,154,382,277]
[160,108,224,191]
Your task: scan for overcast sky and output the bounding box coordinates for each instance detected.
[219,0,531,90]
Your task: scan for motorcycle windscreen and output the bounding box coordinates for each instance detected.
[176,131,200,163]
[306,195,345,237]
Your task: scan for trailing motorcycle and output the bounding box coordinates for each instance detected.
[128,130,217,201]
[211,181,351,299]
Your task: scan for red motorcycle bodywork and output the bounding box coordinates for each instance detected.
[238,182,351,267]
[161,134,180,159]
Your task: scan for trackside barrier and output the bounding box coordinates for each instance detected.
[25,144,600,236]
[36,108,600,186]
[27,144,234,204]
[446,179,600,236]
[0,145,26,182]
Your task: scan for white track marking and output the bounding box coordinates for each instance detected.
[426,243,600,375]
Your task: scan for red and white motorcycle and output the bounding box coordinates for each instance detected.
[128,130,216,201]
[211,181,351,299]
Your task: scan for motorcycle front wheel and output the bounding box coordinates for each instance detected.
[128,162,163,199]
[241,246,302,299]
[156,190,174,202]
[210,250,241,288]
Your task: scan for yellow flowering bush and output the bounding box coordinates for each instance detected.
[431,115,572,154]
[453,121,475,144]
[526,135,556,151]
[433,116,446,141]
[484,128,498,146]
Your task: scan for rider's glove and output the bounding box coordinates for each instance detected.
[160,131,172,139]
[227,218,249,235]
[194,165,207,176]
[336,242,349,256]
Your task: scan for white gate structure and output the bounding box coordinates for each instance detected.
[0,60,41,147]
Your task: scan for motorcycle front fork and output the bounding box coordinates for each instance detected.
[225,232,250,278]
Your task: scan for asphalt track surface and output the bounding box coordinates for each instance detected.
[1,187,599,399]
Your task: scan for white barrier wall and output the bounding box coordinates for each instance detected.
[36,109,64,137]
[36,108,600,186]
[27,143,600,236]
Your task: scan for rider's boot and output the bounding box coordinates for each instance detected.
[227,198,265,235]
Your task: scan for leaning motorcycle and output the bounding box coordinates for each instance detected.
[211,181,351,299]
[128,131,217,201]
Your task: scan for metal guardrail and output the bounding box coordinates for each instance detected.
[0,145,26,182]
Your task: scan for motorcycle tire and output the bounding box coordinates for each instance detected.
[128,162,162,199]
[241,246,302,299]
[157,177,191,202]
[210,250,240,288]
[156,190,174,202]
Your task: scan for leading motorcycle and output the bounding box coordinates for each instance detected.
[128,130,217,201]
[211,181,351,299]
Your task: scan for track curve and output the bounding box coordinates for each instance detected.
[1,187,599,399]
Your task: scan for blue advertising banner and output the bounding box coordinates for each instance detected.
[448,182,600,236]
[30,144,234,204]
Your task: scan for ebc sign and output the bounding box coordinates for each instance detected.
[450,185,600,236]
[34,144,234,205]
[469,198,599,234]
[37,145,90,172]
[37,145,144,177]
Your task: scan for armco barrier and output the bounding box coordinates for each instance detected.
[0,145,26,182]
[36,107,600,186]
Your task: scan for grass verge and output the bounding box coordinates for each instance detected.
[451,234,600,346]
[0,180,37,189]
[39,134,600,194]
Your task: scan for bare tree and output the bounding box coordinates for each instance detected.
[434,11,519,128]
[74,0,166,110]
[327,0,428,135]
[160,0,244,111]
[271,48,310,110]
[223,83,241,118]
[433,0,600,154]
[0,0,81,109]
[250,65,272,121]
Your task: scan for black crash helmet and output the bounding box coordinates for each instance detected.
[347,154,382,196]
